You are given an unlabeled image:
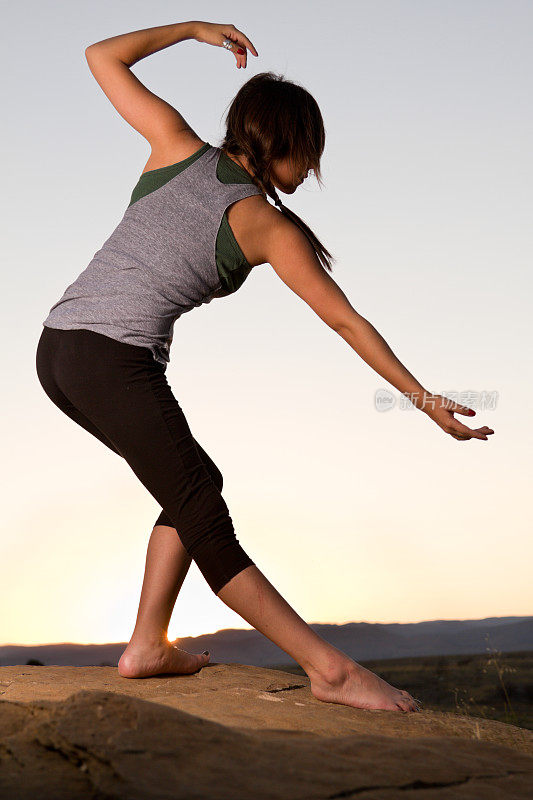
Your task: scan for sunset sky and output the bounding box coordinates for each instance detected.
[2,0,531,646]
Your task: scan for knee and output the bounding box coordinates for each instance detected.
[154,508,175,528]
[153,466,223,531]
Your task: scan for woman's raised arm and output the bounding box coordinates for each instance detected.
[84,20,257,149]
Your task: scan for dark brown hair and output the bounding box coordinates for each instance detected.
[219,71,335,273]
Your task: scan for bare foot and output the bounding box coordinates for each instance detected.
[310,659,422,713]
[118,638,210,679]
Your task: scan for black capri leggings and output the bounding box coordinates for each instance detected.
[35,325,255,595]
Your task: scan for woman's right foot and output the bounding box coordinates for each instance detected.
[309,658,421,712]
[118,637,210,679]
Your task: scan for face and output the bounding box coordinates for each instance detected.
[268,156,311,195]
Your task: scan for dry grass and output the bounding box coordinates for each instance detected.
[269,639,533,730]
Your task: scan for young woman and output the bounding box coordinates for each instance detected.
[36,20,494,714]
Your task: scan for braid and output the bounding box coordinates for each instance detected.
[233,141,277,204]
[262,177,335,274]
[269,186,284,209]
[221,139,335,273]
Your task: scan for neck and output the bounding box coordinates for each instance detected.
[222,148,255,180]
[221,147,272,204]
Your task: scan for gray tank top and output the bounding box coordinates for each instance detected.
[43,143,263,370]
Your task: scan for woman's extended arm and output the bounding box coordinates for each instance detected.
[84,20,257,148]
[263,210,495,442]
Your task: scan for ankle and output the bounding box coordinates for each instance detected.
[304,650,357,686]
[128,629,168,649]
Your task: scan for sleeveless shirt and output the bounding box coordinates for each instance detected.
[42,142,263,370]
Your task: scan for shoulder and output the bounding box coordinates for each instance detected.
[230,194,294,269]
[251,198,308,264]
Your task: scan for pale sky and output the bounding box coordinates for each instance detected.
[2,1,531,646]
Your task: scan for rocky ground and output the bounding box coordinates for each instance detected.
[1,663,532,799]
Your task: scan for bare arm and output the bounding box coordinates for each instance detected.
[84,22,201,148]
[264,213,495,442]
[84,21,257,150]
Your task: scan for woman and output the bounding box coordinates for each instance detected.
[36,20,494,714]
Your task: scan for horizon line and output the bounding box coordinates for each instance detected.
[2,613,531,648]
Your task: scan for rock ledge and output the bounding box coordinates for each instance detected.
[1,664,532,799]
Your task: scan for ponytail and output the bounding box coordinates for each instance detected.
[268,187,335,274]
[220,71,336,272]
[222,141,335,274]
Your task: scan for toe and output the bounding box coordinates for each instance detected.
[400,690,420,711]
[397,697,416,713]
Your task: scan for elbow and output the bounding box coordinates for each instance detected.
[331,311,365,338]
[85,43,130,68]
[330,314,357,335]
[85,44,101,63]
[85,43,111,60]
[317,311,348,333]
[331,321,351,337]
[329,301,364,336]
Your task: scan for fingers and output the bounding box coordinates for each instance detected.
[441,398,476,417]
[438,397,494,441]
[453,405,476,417]
[229,38,246,68]
[221,26,258,68]
[231,26,259,57]
[428,395,495,442]
[448,422,495,441]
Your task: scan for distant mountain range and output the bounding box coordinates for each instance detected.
[1,616,531,668]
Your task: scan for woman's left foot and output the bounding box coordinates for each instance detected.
[118,638,210,678]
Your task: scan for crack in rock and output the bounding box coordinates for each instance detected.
[264,683,307,694]
[326,768,533,797]
[36,730,125,788]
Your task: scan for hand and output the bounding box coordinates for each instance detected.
[192,21,258,69]
[418,392,495,441]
